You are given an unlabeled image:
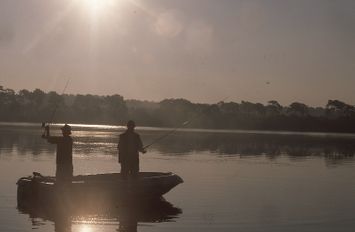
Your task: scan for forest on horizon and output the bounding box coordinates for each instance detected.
[1,86,355,133]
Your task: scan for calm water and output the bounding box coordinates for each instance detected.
[1,123,355,232]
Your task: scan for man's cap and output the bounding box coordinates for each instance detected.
[127,120,135,128]
[61,124,72,133]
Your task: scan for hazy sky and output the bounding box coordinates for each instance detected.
[0,0,354,106]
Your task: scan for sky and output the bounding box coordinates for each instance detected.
[0,0,354,106]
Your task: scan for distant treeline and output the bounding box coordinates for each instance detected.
[1,86,355,133]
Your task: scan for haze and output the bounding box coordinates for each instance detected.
[0,0,354,106]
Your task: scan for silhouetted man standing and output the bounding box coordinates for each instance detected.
[118,120,146,178]
[42,124,73,184]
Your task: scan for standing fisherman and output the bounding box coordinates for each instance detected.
[118,120,146,179]
[42,124,73,184]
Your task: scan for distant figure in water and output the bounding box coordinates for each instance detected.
[118,120,146,178]
[42,124,73,184]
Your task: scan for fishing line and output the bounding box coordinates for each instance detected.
[143,96,229,150]
[48,77,71,124]
[41,77,71,134]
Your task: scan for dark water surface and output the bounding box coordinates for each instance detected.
[1,123,355,232]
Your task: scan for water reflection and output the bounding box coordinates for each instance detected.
[18,197,181,232]
[1,124,355,165]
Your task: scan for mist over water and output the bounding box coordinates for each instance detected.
[1,123,355,232]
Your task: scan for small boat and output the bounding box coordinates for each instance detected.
[17,172,183,208]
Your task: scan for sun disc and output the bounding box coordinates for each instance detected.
[81,0,115,15]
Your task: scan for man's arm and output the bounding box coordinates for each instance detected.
[41,125,62,144]
[137,134,147,154]
[46,136,63,144]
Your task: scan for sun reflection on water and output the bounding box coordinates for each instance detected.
[78,224,93,232]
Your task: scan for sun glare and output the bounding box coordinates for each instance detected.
[80,0,116,15]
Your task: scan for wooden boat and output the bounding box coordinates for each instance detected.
[17,172,183,208]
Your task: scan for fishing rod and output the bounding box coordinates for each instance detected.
[143,96,229,150]
[41,78,71,136]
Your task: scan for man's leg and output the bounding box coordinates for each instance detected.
[56,164,73,185]
[121,162,128,179]
[131,159,139,178]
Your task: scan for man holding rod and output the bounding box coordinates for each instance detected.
[118,120,146,179]
[42,124,73,184]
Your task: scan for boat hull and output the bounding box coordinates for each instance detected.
[17,172,183,208]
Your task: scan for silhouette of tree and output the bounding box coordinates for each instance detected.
[103,94,127,124]
[0,86,355,132]
[288,102,309,117]
[326,100,355,118]
[266,100,282,116]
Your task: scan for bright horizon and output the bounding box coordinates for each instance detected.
[1,0,354,107]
